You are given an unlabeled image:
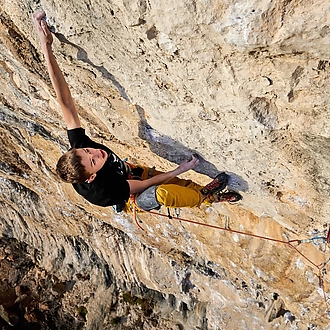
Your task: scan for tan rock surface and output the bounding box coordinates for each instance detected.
[0,0,330,329]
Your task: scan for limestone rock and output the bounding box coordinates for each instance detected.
[0,0,330,329]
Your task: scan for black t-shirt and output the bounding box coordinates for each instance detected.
[68,128,130,207]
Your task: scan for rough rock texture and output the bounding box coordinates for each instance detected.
[0,0,330,329]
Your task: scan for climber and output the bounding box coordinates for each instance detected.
[32,10,242,212]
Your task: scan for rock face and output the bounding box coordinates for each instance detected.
[0,0,330,329]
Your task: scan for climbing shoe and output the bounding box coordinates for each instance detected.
[213,191,243,204]
[201,172,229,197]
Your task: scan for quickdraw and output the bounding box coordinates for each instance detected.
[129,198,330,313]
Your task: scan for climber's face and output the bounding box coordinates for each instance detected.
[76,147,108,182]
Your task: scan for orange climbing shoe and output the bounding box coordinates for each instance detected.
[212,191,243,204]
[201,172,229,197]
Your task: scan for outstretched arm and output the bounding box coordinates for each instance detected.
[128,155,199,194]
[32,10,80,129]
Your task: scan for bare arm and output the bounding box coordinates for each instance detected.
[128,155,199,194]
[32,11,80,129]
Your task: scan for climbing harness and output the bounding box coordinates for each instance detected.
[130,198,330,314]
[112,161,153,213]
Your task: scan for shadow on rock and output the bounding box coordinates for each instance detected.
[136,105,248,192]
[54,33,130,101]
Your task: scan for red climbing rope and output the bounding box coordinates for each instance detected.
[130,199,330,314]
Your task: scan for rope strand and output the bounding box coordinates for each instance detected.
[131,200,330,314]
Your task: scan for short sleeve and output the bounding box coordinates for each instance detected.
[67,128,91,149]
[67,128,108,151]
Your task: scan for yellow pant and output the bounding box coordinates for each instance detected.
[156,183,204,208]
[139,166,204,208]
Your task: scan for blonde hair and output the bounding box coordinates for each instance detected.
[56,148,91,183]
